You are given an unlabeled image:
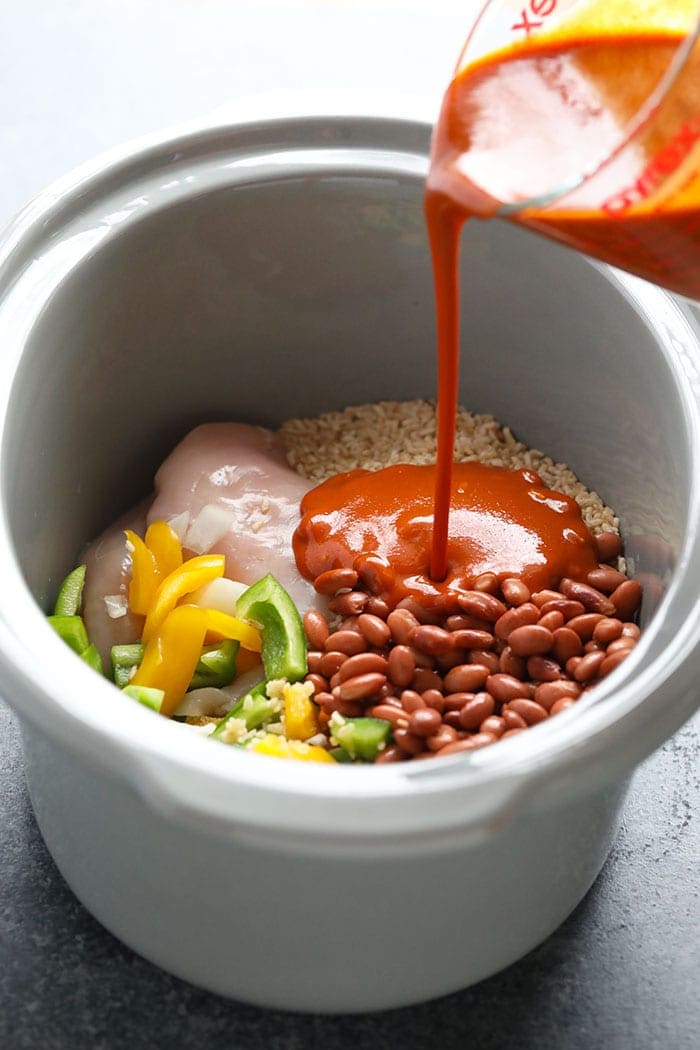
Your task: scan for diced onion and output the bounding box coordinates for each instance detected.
[173,687,230,718]
[185,504,237,554]
[222,667,265,704]
[167,512,190,543]
[188,577,248,616]
[103,594,128,619]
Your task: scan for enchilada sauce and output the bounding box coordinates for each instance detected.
[424,18,700,581]
[297,14,698,590]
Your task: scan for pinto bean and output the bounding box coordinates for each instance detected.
[328,591,369,616]
[443,663,491,693]
[353,553,394,594]
[399,690,426,713]
[303,610,330,650]
[458,692,495,730]
[458,591,507,622]
[502,709,527,730]
[410,624,454,655]
[501,578,531,606]
[396,597,443,625]
[408,708,442,738]
[450,628,495,650]
[480,715,506,738]
[541,600,586,622]
[526,656,562,682]
[306,673,329,696]
[550,697,577,716]
[499,646,527,679]
[538,610,565,632]
[504,698,548,725]
[551,627,584,663]
[365,596,390,619]
[314,567,358,594]
[600,649,632,676]
[486,673,532,702]
[387,645,416,687]
[470,649,501,674]
[426,725,460,752]
[375,746,406,764]
[356,613,391,647]
[368,704,410,728]
[610,579,643,620]
[387,608,420,645]
[437,733,497,756]
[594,531,623,562]
[494,603,540,640]
[446,614,492,632]
[319,650,348,677]
[567,613,605,641]
[573,650,606,682]
[534,680,581,710]
[393,727,425,755]
[336,672,387,702]
[531,589,565,608]
[586,565,628,593]
[338,653,388,681]
[422,689,445,713]
[606,637,637,655]
[472,572,500,594]
[507,624,555,657]
[324,630,367,655]
[592,617,624,645]
[412,667,442,693]
[559,578,616,615]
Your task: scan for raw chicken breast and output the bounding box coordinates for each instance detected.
[81,501,148,664]
[148,423,317,608]
[82,423,319,662]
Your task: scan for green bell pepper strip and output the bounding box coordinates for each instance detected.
[53,564,87,617]
[212,681,277,739]
[50,565,106,675]
[80,644,104,675]
[111,640,239,691]
[189,639,239,690]
[47,615,90,655]
[330,717,393,762]
[235,574,307,682]
[122,684,164,712]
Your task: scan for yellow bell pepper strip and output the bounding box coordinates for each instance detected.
[145,520,183,579]
[283,682,319,741]
[131,604,209,715]
[125,530,160,615]
[201,607,263,653]
[250,734,334,763]
[141,554,225,643]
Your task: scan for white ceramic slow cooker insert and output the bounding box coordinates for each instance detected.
[0,111,698,1012]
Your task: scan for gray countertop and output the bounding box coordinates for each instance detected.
[0,3,698,1047]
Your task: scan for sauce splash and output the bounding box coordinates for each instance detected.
[294,462,597,607]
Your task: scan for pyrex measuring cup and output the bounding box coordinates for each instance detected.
[428,0,700,298]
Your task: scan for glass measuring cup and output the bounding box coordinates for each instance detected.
[427,0,700,298]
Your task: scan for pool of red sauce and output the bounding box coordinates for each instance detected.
[293,461,597,607]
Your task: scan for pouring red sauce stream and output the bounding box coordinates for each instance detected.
[296,11,699,593]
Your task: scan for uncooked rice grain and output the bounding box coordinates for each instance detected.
[280,399,619,536]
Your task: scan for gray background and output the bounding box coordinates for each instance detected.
[0,2,698,1047]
